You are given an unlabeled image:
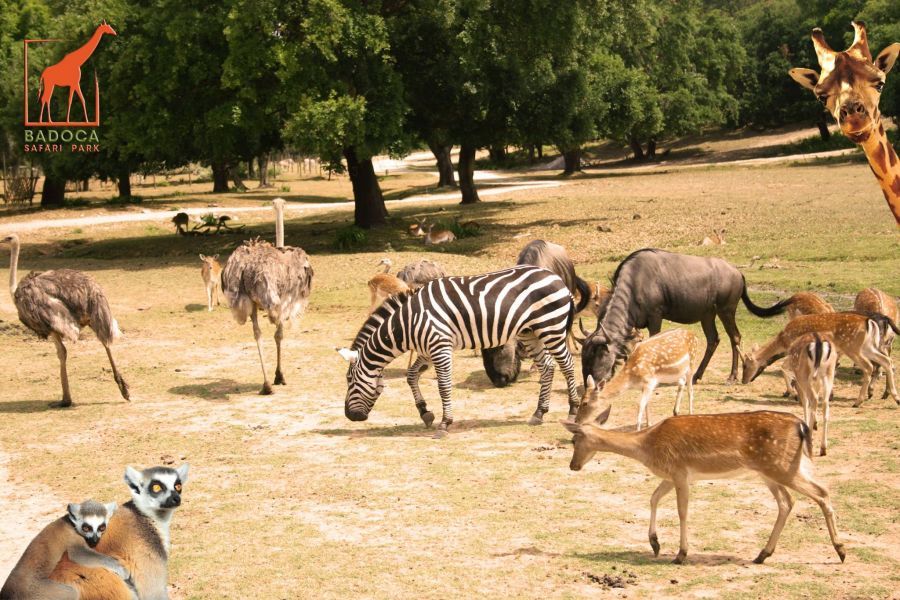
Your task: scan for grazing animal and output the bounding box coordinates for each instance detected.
[171,212,189,235]
[337,265,581,437]
[367,259,410,314]
[790,21,900,223]
[396,259,447,289]
[199,254,222,311]
[581,249,788,387]
[783,333,837,456]
[423,223,456,245]
[50,464,188,600]
[561,407,846,565]
[576,329,703,430]
[699,228,726,246]
[742,312,898,407]
[1,234,130,407]
[221,199,313,394]
[1,501,132,600]
[482,240,592,387]
[782,292,835,319]
[854,287,898,398]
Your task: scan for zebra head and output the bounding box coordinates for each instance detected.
[337,347,384,421]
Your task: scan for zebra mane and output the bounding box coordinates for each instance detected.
[351,291,412,350]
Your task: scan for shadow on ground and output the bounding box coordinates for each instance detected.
[168,379,261,402]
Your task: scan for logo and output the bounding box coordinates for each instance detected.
[23,21,117,153]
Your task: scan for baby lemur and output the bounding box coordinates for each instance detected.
[50,464,189,600]
[1,500,134,600]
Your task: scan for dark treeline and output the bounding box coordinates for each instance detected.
[1,0,898,226]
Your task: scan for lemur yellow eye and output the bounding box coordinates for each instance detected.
[152,484,162,493]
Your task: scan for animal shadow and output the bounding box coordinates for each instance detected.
[0,399,123,413]
[315,417,525,438]
[184,303,208,313]
[574,549,741,567]
[168,379,260,402]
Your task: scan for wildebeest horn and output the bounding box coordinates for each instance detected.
[578,318,590,337]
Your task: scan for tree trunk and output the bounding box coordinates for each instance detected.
[488,144,507,164]
[117,168,131,198]
[647,139,657,159]
[247,158,255,179]
[528,145,535,163]
[257,153,272,188]
[816,111,831,141]
[537,145,543,159]
[562,147,582,175]
[344,146,388,228]
[458,143,480,205]
[428,142,456,188]
[629,134,645,161]
[41,175,66,207]
[211,162,229,193]
[230,165,247,192]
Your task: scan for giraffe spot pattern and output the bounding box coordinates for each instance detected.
[872,142,887,173]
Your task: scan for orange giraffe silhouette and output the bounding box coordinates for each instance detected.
[38,21,117,124]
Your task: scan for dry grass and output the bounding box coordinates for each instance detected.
[0,153,898,599]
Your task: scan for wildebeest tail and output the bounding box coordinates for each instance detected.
[740,276,789,317]
[573,276,591,316]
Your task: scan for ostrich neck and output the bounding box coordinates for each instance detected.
[858,122,900,224]
[274,203,285,248]
[7,238,19,297]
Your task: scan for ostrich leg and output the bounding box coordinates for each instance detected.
[50,333,73,408]
[273,322,286,385]
[251,308,273,395]
[104,346,130,401]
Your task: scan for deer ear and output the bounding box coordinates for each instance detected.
[789,68,819,91]
[336,347,359,363]
[559,420,582,435]
[874,43,900,75]
[585,374,595,389]
[199,254,206,261]
[595,405,612,425]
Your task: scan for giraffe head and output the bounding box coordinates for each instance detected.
[790,22,899,143]
[98,20,118,37]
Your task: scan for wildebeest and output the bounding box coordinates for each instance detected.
[482,240,591,387]
[581,249,787,386]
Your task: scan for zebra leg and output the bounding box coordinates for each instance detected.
[406,354,435,427]
[546,338,580,419]
[432,349,454,439]
[520,336,554,425]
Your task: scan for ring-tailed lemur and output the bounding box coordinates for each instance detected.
[1,500,134,600]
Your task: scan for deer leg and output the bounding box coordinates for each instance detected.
[754,480,794,564]
[694,315,719,384]
[785,460,845,563]
[866,346,898,404]
[432,348,454,439]
[821,371,833,456]
[104,346,130,401]
[250,308,272,395]
[717,308,742,383]
[850,354,873,408]
[673,379,685,416]
[673,479,691,564]
[637,382,655,430]
[880,336,895,400]
[686,372,694,414]
[206,285,213,311]
[406,354,434,427]
[50,333,73,408]
[648,480,674,557]
[273,322,286,385]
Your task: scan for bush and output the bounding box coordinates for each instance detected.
[333,225,368,250]
[440,218,482,239]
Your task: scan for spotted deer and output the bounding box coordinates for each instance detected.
[782,292,834,319]
[742,312,898,407]
[424,223,456,246]
[576,329,702,430]
[561,409,846,565]
[367,259,410,314]
[854,287,898,398]
[783,332,837,456]
[199,254,222,311]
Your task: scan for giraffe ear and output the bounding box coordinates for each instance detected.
[874,43,900,75]
[789,68,819,91]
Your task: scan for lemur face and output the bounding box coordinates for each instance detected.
[67,500,117,547]
[124,464,189,511]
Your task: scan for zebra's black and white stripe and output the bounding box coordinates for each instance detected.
[339,265,581,437]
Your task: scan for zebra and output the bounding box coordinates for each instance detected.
[336,265,582,438]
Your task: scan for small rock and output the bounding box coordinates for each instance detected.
[632,214,641,220]
[160,454,176,465]
[596,224,613,233]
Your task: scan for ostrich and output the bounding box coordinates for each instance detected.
[396,259,447,289]
[221,198,314,394]
[1,234,130,407]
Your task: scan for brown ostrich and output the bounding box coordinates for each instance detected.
[1,234,130,407]
[221,199,313,394]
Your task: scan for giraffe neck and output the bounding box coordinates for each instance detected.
[64,28,105,67]
[859,121,900,224]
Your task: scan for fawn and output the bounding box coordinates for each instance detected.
[782,332,837,456]
[199,254,222,311]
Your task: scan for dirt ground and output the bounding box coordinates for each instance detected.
[0,140,898,599]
